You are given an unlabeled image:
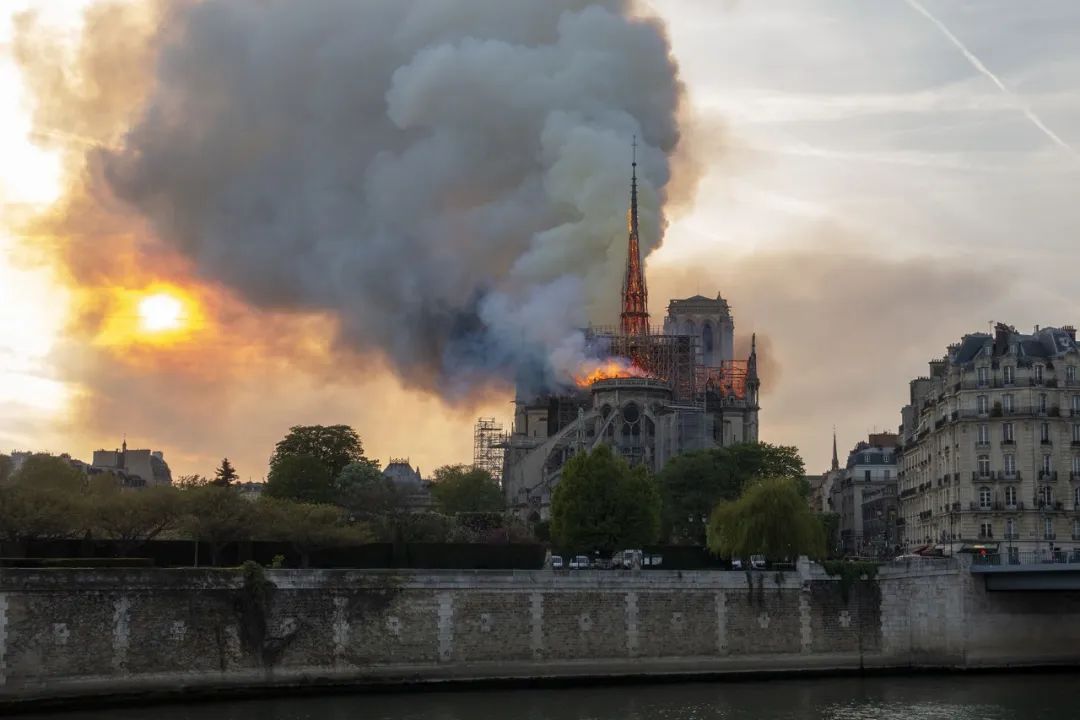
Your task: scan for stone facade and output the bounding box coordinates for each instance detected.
[829,434,900,558]
[2,560,1080,705]
[898,324,1080,558]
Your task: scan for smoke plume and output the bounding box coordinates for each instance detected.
[94,0,685,394]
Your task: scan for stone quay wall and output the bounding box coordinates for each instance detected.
[1,558,1079,705]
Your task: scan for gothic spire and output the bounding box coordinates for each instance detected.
[831,427,840,471]
[620,136,649,336]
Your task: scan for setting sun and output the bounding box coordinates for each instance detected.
[138,292,185,333]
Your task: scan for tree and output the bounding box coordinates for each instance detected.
[657,443,806,544]
[180,485,257,565]
[269,425,366,479]
[429,465,504,514]
[550,445,661,554]
[707,476,825,563]
[264,454,335,504]
[11,453,84,492]
[334,459,398,517]
[0,454,12,484]
[175,474,211,488]
[213,458,239,487]
[89,483,182,554]
[259,498,368,568]
[0,484,82,543]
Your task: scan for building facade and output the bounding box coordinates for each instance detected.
[898,324,1080,560]
[91,440,172,487]
[828,433,899,558]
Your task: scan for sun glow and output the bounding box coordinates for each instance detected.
[138,292,185,333]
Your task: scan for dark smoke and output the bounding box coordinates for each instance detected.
[99,0,685,394]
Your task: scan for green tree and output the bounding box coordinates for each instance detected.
[0,454,12,484]
[657,443,806,544]
[0,485,82,543]
[707,476,825,563]
[180,485,256,565]
[259,498,368,568]
[213,457,239,487]
[726,443,805,483]
[429,465,503,514]
[11,453,84,492]
[264,454,335,504]
[88,482,182,554]
[270,425,366,479]
[550,445,661,554]
[334,459,398,516]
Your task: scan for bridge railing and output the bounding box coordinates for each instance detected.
[973,550,1080,567]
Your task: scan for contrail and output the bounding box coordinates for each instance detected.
[904,0,1078,158]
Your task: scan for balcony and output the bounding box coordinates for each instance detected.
[1045,533,1057,541]
[918,510,933,521]
[1041,438,1053,446]
[1005,532,1020,540]
[978,532,995,540]
[1001,438,1016,446]
[972,471,992,482]
[1039,471,1059,483]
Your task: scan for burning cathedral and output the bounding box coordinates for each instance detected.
[502,154,761,516]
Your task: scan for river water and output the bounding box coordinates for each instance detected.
[25,674,1080,719]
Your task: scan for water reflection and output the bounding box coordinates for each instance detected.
[21,674,1080,720]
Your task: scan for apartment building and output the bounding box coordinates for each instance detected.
[898,323,1080,561]
[828,433,899,558]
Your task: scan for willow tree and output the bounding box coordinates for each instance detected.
[707,476,824,562]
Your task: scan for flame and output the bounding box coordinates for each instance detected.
[574,358,651,387]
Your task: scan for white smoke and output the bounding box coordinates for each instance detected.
[98,0,685,395]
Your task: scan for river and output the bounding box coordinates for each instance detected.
[21,674,1080,719]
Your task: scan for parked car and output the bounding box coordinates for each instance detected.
[614,549,643,569]
[569,555,591,569]
[734,556,766,570]
[550,555,564,570]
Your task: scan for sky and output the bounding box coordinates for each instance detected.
[2,0,1080,478]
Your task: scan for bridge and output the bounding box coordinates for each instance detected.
[971,551,1080,590]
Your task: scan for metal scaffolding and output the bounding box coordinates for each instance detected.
[473,417,506,483]
[587,327,698,405]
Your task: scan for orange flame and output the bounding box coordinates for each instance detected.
[574,358,651,387]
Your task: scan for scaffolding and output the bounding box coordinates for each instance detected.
[696,361,750,401]
[473,417,506,483]
[587,327,698,405]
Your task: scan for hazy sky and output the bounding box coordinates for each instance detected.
[2,0,1079,477]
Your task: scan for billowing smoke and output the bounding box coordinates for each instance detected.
[97,0,685,395]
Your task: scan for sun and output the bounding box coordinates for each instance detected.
[137,292,186,333]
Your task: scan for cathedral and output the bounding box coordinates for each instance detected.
[502,154,761,516]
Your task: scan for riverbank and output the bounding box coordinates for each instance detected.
[1,560,1079,710]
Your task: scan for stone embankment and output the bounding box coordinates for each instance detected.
[1,557,1078,707]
